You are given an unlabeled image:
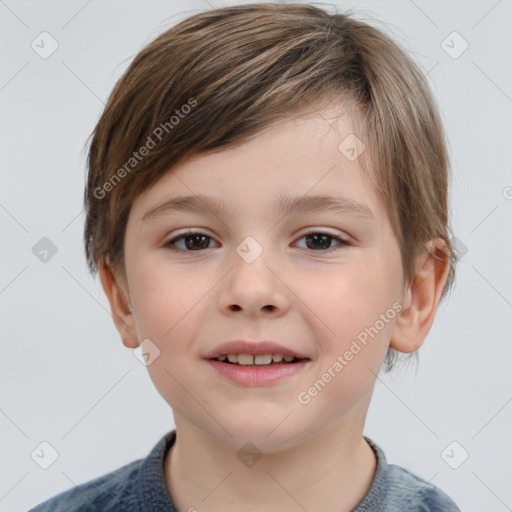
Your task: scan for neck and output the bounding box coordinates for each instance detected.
[164,420,377,512]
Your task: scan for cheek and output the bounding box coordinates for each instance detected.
[129,260,207,342]
[130,265,207,408]
[298,256,396,332]
[297,254,400,379]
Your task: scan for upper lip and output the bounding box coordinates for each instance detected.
[204,340,309,359]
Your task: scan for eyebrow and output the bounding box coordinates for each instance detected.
[142,193,375,222]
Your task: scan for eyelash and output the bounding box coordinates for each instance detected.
[164,230,350,253]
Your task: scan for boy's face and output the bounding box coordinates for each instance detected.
[118,105,407,450]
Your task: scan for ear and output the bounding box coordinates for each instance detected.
[390,238,451,353]
[98,257,139,349]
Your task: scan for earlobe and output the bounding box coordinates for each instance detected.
[98,258,139,349]
[390,239,450,354]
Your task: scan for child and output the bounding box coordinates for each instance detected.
[30,3,461,511]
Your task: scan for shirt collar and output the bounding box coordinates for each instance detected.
[137,430,388,511]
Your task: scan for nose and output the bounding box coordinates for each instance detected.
[217,249,290,319]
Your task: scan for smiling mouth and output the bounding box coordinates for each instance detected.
[211,354,308,367]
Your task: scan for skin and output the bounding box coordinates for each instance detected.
[100,104,450,512]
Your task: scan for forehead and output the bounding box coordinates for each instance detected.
[128,105,384,226]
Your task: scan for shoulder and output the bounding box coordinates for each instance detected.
[27,430,177,512]
[386,463,461,511]
[27,458,143,512]
[359,437,461,512]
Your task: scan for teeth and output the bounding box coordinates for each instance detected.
[237,354,254,365]
[254,354,272,365]
[218,354,297,364]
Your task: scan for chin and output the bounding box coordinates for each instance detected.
[209,416,312,454]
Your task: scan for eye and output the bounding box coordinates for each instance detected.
[165,231,218,251]
[295,231,350,251]
[164,230,350,252]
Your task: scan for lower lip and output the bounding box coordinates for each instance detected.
[206,359,310,386]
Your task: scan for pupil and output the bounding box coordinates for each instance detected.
[185,234,209,250]
[306,233,330,250]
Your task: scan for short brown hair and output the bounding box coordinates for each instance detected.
[84,3,457,368]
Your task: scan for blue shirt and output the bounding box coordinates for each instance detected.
[28,430,461,511]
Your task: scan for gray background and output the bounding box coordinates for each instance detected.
[1,1,511,511]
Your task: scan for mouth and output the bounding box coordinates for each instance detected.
[204,340,311,386]
[211,353,308,367]
[205,350,311,386]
